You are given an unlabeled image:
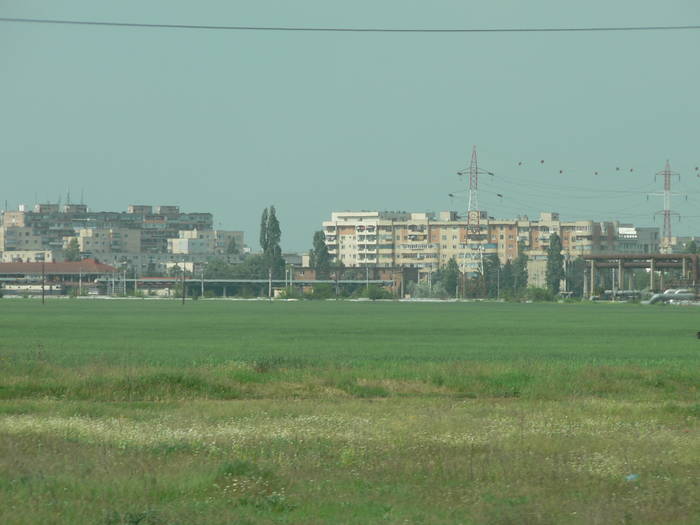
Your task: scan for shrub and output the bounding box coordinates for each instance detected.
[278,286,303,299]
[524,286,554,302]
[333,378,390,398]
[407,281,447,299]
[308,283,335,300]
[357,284,393,300]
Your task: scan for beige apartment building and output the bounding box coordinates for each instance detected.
[323,210,660,282]
[0,226,44,251]
[167,229,244,255]
[63,228,142,255]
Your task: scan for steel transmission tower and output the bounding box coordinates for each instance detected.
[456,146,494,276]
[648,160,682,253]
[457,146,493,237]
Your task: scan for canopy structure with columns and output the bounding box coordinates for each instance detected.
[581,253,699,299]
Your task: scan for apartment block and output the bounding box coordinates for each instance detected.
[127,205,153,215]
[323,210,660,281]
[64,228,142,255]
[168,229,245,255]
[0,226,43,251]
[0,203,247,277]
[0,204,214,255]
[97,252,241,276]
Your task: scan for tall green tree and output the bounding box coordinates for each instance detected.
[259,208,268,252]
[144,261,158,277]
[500,260,514,297]
[310,231,331,279]
[267,206,281,250]
[259,206,285,279]
[565,257,585,297]
[482,253,501,298]
[442,257,460,297]
[226,237,241,256]
[231,254,266,279]
[65,237,81,262]
[512,242,529,294]
[545,232,565,294]
[204,258,235,279]
[685,240,698,254]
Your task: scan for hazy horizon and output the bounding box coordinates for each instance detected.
[2,1,699,251]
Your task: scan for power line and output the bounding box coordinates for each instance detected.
[1,17,699,33]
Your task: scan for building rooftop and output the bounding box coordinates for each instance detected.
[0,259,116,275]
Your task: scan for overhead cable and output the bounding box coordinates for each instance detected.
[1,17,699,33]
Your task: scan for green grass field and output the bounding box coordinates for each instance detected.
[1,300,698,524]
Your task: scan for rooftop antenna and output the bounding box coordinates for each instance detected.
[80,188,84,205]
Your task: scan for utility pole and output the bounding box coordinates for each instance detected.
[497,264,500,299]
[268,268,272,300]
[41,261,45,304]
[201,267,204,298]
[648,160,683,253]
[79,269,82,296]
[181,262,185,305]
[335,267,339,299]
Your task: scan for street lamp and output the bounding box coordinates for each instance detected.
[121,261,128,296]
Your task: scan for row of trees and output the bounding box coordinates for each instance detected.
[205,220,572,300]
[58,212,700,300]
[409,233,585,300]
[412,247,530,299]
[203,206,285,295]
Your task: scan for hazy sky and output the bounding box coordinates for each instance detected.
[1,1,699,250]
